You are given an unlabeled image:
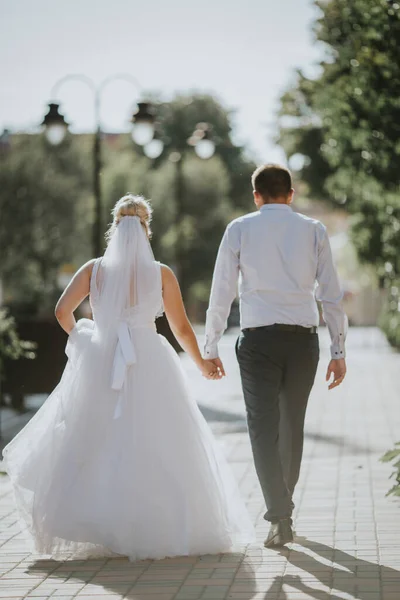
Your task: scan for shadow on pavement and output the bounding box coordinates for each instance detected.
[27,552,257,599]
[304,431,379,455]
[269,538,400,600]
[18,536,400,599]
[0,406,383,452]
[198,404,249,433]
[198,405,379,454]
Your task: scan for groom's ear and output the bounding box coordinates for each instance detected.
[253,190,262,208]
[288,188,295,204]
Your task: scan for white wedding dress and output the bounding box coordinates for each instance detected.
[3,216,254,561]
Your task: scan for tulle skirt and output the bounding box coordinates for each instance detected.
[3,322,255,561]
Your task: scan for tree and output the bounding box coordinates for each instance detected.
[277,0,400,345]
[137,94,256,214]
[0,134,91,315]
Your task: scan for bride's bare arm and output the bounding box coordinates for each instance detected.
[55,260,95,334]
[161,265,222,379]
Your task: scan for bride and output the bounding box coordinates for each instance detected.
[3,194,255,561]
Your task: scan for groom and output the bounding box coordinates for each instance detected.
[204,164,347,547]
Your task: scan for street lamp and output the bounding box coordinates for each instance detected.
[189,123,216,160]
[145,121,216,298]
[42,74,156,257]
[143,128,165,159]
[41,103,69,146]
[131,103,157,146]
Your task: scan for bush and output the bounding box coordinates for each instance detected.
[381,443,400,497]
[0,308,36,379]
[379,279,400,349]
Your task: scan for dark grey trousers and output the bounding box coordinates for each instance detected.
[236,328,319,522]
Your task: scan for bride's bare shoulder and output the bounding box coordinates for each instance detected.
[74,259,98,281]
[159,264,179,291]
[159,263,176,279]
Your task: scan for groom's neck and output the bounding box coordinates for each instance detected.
[262,196,290,205]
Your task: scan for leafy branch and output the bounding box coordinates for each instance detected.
[381,443,400,497]
[0,308,36,377]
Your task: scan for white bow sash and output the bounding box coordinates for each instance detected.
[111,321,137,391]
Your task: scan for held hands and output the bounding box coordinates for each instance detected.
[326,358,347,390]
[199,358,226,380]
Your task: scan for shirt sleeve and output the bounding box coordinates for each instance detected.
[204,223,240,359]
[315,223,348,359]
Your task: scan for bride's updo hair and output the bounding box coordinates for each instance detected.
[106,194,153,242]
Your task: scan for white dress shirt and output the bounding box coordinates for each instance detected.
[205,204,348,360]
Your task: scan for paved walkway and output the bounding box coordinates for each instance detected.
[0,327,399,600]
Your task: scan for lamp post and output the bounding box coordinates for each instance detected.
[41,74,155,257]
[143,121,216,298]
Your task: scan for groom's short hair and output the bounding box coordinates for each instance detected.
[252,164,292,202]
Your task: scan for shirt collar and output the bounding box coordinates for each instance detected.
[259,203,292,212]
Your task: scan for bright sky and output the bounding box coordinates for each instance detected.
[0,0,323,162]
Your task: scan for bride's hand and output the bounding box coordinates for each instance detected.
[199,359,222,380]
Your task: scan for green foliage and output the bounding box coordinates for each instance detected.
[140,94,256,213]
[379,277,400,347]
[277,0,400,346]
[381,442,400,497]
[0,308,36,377]
[173,154,231,304]
[0,134,91,315]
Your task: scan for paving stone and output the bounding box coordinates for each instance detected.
[76,584,130,595]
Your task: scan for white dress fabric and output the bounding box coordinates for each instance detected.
[3,217,255,561]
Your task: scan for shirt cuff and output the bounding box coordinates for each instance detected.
[330,344,346,359]
[204,344,219,360]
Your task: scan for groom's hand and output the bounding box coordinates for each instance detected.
[200,359,222,380]
[326,358,346,390]
[210,357,226,377]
